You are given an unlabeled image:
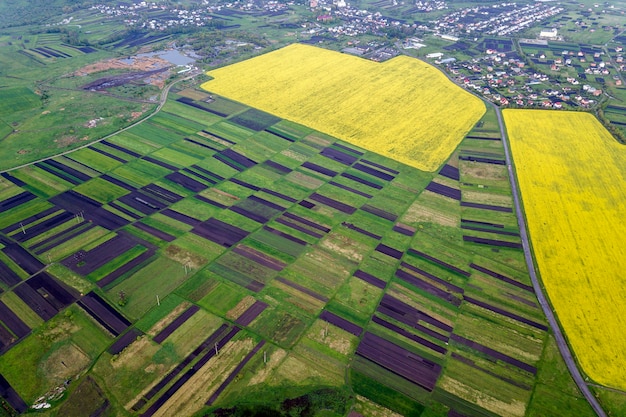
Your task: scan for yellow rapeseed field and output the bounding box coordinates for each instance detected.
[504,109,626,390]
[202,44,485,171]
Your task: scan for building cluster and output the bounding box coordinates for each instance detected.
[432,3,563,36]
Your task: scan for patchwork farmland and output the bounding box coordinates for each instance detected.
[0,56,595,416]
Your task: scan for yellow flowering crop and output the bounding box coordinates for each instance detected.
[504,109,626,390]
[202,44,484,172]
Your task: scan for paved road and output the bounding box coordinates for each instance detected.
[0,72,197,175]
[494,104,607,417]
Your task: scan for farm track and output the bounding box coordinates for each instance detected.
[495,105,607,417]
[0,71,199,175]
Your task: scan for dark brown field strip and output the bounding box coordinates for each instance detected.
[0,260,21,287]
[439,164,460,181]
[283,212,331,233]
[46,159,92,182]
[62,234,136,275]
[132,222,175,242]
[100,174,136,191]
[378,294,453,335]
[507,293,538,308]
[235,300,268,326]
[0,326,11,352]
[342,222,381,240]
[450,353,531,390]
[164,172,208,192]
[88,146,128,163]
[425,181,461,200]
[461,224,519,236]
[213,153,244,172]
[359,158,399,175]
[108,328,144,354]
[469,264,533,292]
[15,273,77,321]
[450,334,536,374]
[153,305,200,344]
[191,165,224,181]
[301,161,338,177]
[395,269,461,306]
[222,148,257,168]
[12,211,74,243]
[202,129,236,145]
[1,172,26,187]
[0,374,27,413]
[261,188,298,203]
[400,262,464,294]
[101,140,141,158]
[135,324,230,409]
[463,296,548,331]
[35,162,81,185]
[392,223,415,237]
[361,204,397,222]
[232,245,287,271]
[230,206,271,224]
[263,160,292,174]
[274,218,323,238]
[108,202,142,219]
[178,98,228,117]
[309,193,356,214]
[275,277,328,302]
[459,155,505,165]
[194,195,227,209]
[340,173,383,189]
[461,219,504,228]
[206,339,266,406]
[463,235,523,249]
[97,249,155,289]
[263,226,307,246]
[408,249,471,278]
[182,168,218,185]
[460,201,513,212]
[357,332,442,391]
[333,143,364,156]
[319,310,362,336]
[375,244,403,259]
[142,184,184,204]
[183,137,220,151]
[2,206,60,234]
[329,181,373,198]
[3,243,45,275]
[33,223,96,255]
[230,178,261,191]
[0,191,36,213]
[320,147,358,165]
[352,163,395,181]
[465,135,501,141]
[79,292,131,336]
[264,128,295,142]
[372,315,446,355]
[353,270,386,289]
[0,300,30,339]
[140,327,241,417]
[50,190,130,230]
[161,209,201,227]
[248,195,286,212]
[299,200,315,209]
[191,218,250,247]
[118,191,166,215]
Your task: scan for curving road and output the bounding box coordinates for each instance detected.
[494,104,607,417]
[0,71,198,175]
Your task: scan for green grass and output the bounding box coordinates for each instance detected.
[73,177,130,203]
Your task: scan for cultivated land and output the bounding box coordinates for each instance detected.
[202,44,486,172]
[504,109,626,391]
[0,71,597,415]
